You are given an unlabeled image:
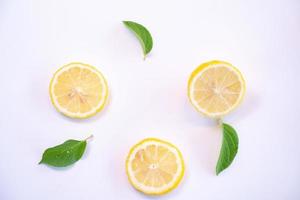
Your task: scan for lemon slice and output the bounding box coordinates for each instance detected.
[188,60,245,118]
[49,62,108,118]
[126,138,184,195]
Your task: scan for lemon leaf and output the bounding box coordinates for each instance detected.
[39,137,89,167]
[123,21,153,59]
[216,123,239,175]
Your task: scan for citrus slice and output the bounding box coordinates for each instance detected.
[188,60,246,118]
[126,138,184,195]
[49,62,108,118]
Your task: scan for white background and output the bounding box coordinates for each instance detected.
[0,0,299,199]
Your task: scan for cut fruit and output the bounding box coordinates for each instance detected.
[126,138,184,195]
[49,62,108,118]
[188,60,246,118]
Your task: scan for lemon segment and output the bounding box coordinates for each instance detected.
[49,62,108,118]
[126,138,185,195]
[188,60,246,118]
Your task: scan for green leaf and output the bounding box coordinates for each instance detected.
[123,21,153,59]
[216,123,239,175]
[39,136,92,167]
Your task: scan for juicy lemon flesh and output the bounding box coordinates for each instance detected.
[189,61,245,118]
[127,139,184,195]
[50,63,108,118]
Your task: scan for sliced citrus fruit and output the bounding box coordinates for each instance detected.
[188,60,245,118]
[126,138,184,195]
[49,62,108,118]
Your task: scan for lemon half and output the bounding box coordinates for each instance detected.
[188,60,246,118]
[126,138,185,195]
[49,62,108,119]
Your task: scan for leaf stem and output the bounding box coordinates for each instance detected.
[85,134,94,142]
[216,118,223,127]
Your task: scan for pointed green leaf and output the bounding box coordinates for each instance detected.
[39,139,87,167]
[216,123,239,175]
[123,21,153,59]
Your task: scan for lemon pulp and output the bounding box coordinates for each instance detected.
[49,62,108,118]
[188,60,245,118]
[126,138,184,195]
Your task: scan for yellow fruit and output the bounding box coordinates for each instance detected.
[188,60,246,118]
[49,62,108,118]
[126,138,185,195]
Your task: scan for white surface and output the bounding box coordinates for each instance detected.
[0,0,299,199]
